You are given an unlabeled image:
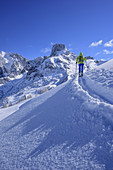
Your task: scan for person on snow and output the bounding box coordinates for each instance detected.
[76,52,86,77]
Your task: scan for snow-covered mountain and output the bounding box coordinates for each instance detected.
[0,55,113,169]
[0,44,77,107]
[0,51,28,82]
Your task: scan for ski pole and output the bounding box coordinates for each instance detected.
[76,63,77,72]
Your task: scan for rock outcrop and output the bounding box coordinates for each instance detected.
[50,44,67,56]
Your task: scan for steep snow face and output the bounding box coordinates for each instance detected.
[0,46,77,107]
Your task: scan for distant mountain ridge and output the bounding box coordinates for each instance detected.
[0,51,28,82]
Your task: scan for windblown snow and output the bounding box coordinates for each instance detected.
[0,46,113,169]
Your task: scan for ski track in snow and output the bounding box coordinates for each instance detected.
[76,75,113,129]
[0,72,113,169]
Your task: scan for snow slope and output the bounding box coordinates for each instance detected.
[97,59,113,70]
[0,98,32,121]
[0,59,113,169]
[86,59,113,92]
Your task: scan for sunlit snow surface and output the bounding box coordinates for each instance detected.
[0,59,113,169]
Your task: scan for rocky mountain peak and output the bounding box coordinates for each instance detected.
[50,44,67,56]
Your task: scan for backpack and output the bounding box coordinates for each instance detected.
[79,56,84,62]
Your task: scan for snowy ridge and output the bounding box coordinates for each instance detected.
[97,59,113,70]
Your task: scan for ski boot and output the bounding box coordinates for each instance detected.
[79,73,83,77]
[81,73,83,77]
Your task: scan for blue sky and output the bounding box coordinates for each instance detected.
[0,0,113,60]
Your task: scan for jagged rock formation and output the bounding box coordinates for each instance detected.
[50,44,67,56]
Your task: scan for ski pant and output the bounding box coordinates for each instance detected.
[79,64,84,73]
